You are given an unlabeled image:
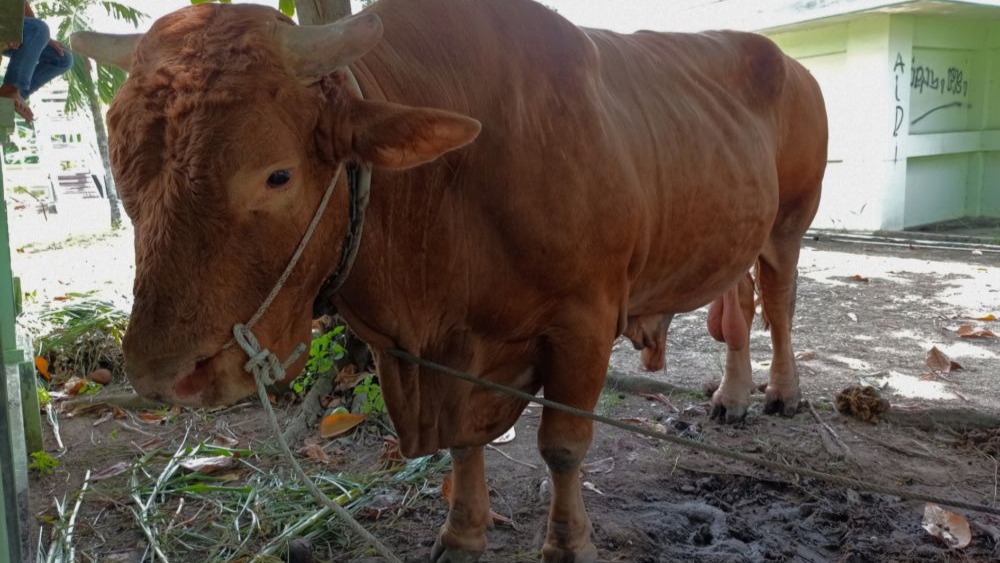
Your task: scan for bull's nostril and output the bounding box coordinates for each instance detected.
[195,357,211,370]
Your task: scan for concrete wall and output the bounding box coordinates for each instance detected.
[768,11,1000,230]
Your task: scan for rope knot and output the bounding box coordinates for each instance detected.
[232,324,306,387]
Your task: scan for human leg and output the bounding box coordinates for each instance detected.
[25,43,73,98]
[2,18,51,98]
[1,18,52,121]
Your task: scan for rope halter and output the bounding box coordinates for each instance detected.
[228,162,345,388]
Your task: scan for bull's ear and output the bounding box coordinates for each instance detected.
[351,100,481,170]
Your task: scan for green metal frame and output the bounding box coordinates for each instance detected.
[1,98,26,563]
[2,1,37,560]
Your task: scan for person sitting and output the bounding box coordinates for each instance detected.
[1,1,73,123]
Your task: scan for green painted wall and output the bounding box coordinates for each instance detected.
[768,10,1000,230]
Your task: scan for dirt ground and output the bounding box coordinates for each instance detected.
[18,230,1000,562]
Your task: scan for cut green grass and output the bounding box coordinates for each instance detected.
[35,424,452,562]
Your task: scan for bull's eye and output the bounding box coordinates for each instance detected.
[266,170,292,188]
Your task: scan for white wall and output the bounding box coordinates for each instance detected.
[770,11,1000,231]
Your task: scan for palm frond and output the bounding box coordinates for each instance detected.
[64,55,95,115]
[100,1,147,28]
[96,63,127,106]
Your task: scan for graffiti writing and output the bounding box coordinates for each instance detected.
[910,60,969,97]
[892,53,905,139]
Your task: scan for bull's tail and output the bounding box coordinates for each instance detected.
[753,259,771,331]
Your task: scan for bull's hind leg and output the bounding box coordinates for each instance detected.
[708,273,755,422]
[431,446,490,562]
[537,322,613,563]
[759,202,817,416]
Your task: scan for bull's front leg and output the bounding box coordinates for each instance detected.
[431,446,490,563]
[538,408,598,563]
[536,325,611,563]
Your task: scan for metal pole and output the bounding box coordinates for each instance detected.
[0,99,26,563]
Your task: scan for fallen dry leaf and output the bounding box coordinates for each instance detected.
[926,347,963,374]
[582,481,605,496]
[581,457,615,474]
[439,474,514,526]
[491,511,514,527]
[210,435,240,449]
[91,461,131,482]
[962,331,996,339]
[957,325,997,339]
[136,412,166,424]
[683,405,708,417]
[319,411,366,438]
[334,365,367,391]
[974,313,996,322]
[92,410,115,427]
[639,392,678,411]
[922,503,971,549]
[35,356,51,380]
[492,427,516,444]
[379,436,405,466]
[850,274,870,283]
[212,471,245,482]
[301,442,331,464]
[62,376,88,396]
[795,350,818,362]
[179,456,234,474]
[135,437,164,452]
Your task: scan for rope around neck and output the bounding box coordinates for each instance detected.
[227,164,400,563]
[244,165,343,336]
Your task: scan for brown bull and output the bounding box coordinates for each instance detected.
[72,1,826,560]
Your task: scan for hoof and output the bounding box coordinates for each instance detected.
[763,385,801,417]
[709,390,749,423]
[541,544,598,563]
[430,540,483,563]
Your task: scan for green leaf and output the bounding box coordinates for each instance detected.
[278,0,295,17]
[100,1,147,27]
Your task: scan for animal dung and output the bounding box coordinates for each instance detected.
[835,385,890,424]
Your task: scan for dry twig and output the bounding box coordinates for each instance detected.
[808,401,851,460]
[487,444,539,470]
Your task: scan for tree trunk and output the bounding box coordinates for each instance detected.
[86,86,121,229]
[295,0,352,25]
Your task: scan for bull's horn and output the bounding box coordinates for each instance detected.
[69,32,143,71]
[278,13,383,78]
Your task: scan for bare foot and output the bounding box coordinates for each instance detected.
[0,87,33,123]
